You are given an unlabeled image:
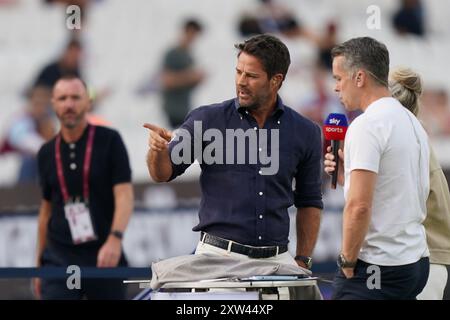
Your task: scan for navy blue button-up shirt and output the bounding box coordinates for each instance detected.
[168,97,323,246]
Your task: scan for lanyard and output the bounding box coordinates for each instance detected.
[55,125,96,204]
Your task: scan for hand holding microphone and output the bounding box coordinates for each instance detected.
[323,113,348,189]
[324,146,344,187]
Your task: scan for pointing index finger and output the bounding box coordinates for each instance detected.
[143,123,173,142]
[143,123,160,132]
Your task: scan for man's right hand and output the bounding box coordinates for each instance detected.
[143,123,174,182]
[143,123,173,152]
[324,145,345,186]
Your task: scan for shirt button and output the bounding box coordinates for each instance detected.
[259,215,263,219]
[258,236,262,240]
[258,170,262,175]
[70,163,77,170]
[259,191,263,196]
[277,120,281,124]
[70,152,76,159]
[258,147,262,152]
[69,143,76,149]
[253,127,257,130]
[245,111,249,114]
[240,116,243,120]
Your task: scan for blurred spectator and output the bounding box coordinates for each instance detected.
[33,37,112,126]
[296,65,343,126]
[33,37,83,90]
[160,18,205,129]
[238,0,304,38]
[393,0,425,37]
[238,15,263,36]
[295,59,360,129]
[238,0,318,41]
[317,22,338,71]
[0,86,55,184]
[255,0,302,37]
[238,0,338,72]
[419,89,450,136]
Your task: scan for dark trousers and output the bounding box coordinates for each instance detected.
[332,257,429,300]
[445,265,450,300]
[41,277,127,300]
[40,243,128,300]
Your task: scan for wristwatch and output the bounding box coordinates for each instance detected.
[110,230,124,240]
[294,255,313,269]
[337,253,357,269]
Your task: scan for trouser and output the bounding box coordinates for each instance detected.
[194,240,323,300]
[446,266,450,300]
[195,242,296,265]
[417,263,449,300]
[332,257,429,300]
[41,277,127,300]
[40,243,128,300]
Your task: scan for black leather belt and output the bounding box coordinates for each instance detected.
[200,232,288,259]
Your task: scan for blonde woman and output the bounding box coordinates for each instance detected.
[390,67,450,300]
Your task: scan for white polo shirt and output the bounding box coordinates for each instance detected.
[344,97,430,266]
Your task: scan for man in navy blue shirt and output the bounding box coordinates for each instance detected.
[35,76,134,299]
[145,34,323,270]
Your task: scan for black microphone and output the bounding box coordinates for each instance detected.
[323,113,349,189]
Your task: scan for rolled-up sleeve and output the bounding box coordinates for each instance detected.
[293,124,323,209]
[167,107,205,181]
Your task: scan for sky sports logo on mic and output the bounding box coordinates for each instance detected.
[323,113,348,141]
[323,113,348,189]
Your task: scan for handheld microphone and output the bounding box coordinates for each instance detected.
[323,113,348,189]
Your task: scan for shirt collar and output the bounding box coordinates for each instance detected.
[61,123,91,145]
[234,95,286,117]
[364,97,395,114]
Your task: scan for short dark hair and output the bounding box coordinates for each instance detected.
[331,37,389,87]
[53,75,88,92]
[184,19,203,33]
[234,34,291,82]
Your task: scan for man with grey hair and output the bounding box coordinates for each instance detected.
[324,37,430,299]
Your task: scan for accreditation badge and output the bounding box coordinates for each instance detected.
[64,202,97,244]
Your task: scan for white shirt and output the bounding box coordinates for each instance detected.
[8,113,45,154]
[344,97,430,266]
